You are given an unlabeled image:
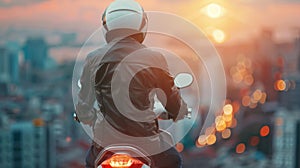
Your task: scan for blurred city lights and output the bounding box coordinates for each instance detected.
[244,74,254,86]
[223,104,233,115]
[274,80,286,91]
[176,143,184,152]
[242,96,251,107]
[260,125,270,137]
[253,89,263,101]
[249,102,257,109]
[215,115,224,124]
[250,136,260,146]
[221,128,231,139]
[66,136,72,143]
[230,57,255,86]
[226,120,233,127]
[212,29,226,43]
[205,126,215,135]
[32,118,45,127]
[273,79,297,91]
[206,134,217,145]
[216,119,227,132]
[242,90,267,108]
[260,92,267,104]
[205,3,223,18]
[232,73,243,83]
[197,135,207,146]
[223,114,233,122]
[236,143,246,154]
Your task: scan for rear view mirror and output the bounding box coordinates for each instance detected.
[174,73,193,89]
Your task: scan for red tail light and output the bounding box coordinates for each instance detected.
[101,154,144,168]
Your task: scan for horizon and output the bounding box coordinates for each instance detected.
[1,0,300,45]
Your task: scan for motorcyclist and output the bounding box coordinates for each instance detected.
[75,0,188,167]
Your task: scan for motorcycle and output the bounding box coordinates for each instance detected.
[74,73,193,168]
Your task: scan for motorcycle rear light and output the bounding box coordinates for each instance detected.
[101,154,144,168]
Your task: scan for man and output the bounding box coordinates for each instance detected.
[75,0,188,167]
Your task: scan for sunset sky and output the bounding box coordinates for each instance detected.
[0,0,300,43]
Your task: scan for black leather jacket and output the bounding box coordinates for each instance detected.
[76,37,187,138]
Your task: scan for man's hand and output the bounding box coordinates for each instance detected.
[158,112,171,120]
[73,113,80,123]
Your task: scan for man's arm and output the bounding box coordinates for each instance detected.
[156,69,188,122]
[75,57,97,125]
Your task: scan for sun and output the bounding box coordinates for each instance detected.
[206,3,223,19]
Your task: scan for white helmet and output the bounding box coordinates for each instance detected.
[102,0,148,43]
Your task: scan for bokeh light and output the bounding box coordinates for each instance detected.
[32,118,45,127]
[244,74,254,86]
[242,96,251,107]
[176,142,184,152]
[197,135,207,147]
[65,136,72,143]
[223,114,232,122]
[221,128,231,139]
[216,119,227,132]
[215,115,224,124]
[260,92,267,104]
[260,125,270,137]
[206,134,217,145]
[253,89,263,101]
[249,102,257,109]
[236,143,246,154]
[205,126,215,135]
[212,29,226,43]
[223,104,233,115]
[275,80,286,91]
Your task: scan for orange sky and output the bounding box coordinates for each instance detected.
[0,0,300,42]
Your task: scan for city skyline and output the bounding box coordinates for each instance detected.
[1,1,300,167]
[1,0,300,44]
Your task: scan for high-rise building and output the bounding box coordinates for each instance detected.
[11,122,36,168]
[273,37,300,168]
[23,37,49,83]
[0,47,11,96]
[0,128,13,168]
[0,112,13,168]
[6,41,20,84]
[0,43,19,84]
[23,37,48,70]
[10,120,56,168]
[273,108,300,168]
[0,47,10,82]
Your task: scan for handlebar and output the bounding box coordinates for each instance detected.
[73,108,192,123]
[73,113,80,123]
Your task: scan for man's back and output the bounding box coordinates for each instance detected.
[90,37,181,138]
